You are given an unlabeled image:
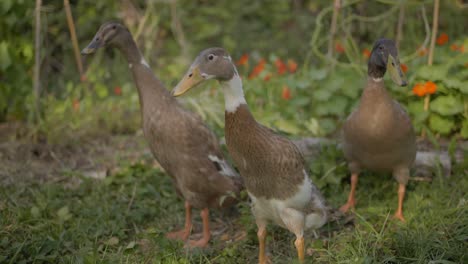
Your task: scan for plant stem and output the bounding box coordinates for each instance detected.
[422,0,440,138]
[64,0,85,81]
[427,0,439,66]
[34,0,42,123]
[327,0,341,62]
[395,1,405,49]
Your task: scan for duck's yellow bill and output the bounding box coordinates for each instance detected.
[387,54,407,86]
[172,66,205,97]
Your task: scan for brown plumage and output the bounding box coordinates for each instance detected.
[81,23,242,247]
[172,47,327,263]
[340,39,416,222]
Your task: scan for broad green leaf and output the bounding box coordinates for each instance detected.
[429,114,455,135]
[57,206,72,222]
[0,41,11,70]
[407,100,429,123]
[415,65,448,81]
[319,118,337,134]
[95,83,109,99]
[274,119,300,134]
[309,68,327,80]
[461,119,468,139]
[430,95,463,116]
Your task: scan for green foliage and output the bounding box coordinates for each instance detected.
[407,50,468,137]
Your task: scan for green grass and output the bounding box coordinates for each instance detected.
[0,142,466,264]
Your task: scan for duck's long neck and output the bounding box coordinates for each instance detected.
[116,35,145,66]
[359,76,393,113]
[116,33,171,111]
[223,72,257,135]
[221,73,247,113]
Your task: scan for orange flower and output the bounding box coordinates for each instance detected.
[412,81,437,97]
[335,42,345,53]
[236,54,249,66]
[72,99,80,111]
[412,83,426,97]
[418,46,428,57]
[275,59,287,75]
[263,73,272,82]
[287,59,298,73]
[436,33,448,46]
[114,86,122,96]
[450,44,459,51]
[362,48,371,59]
[400,63,408,73]
[425,81,437,94]
[281,86,291,100]
[248,59,266,79]
[451,44,465,53]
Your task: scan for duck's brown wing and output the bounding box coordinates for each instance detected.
[176,110,241,208]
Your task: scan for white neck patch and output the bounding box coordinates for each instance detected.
[221,73,246,113]
[372,77,383,82]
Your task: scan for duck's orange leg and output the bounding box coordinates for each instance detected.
[187,208,211,247]
[257,224,268,264]
[294,236,305,263]
[340,173,359,213]
[166,201,192,240]
[394,183,406,222]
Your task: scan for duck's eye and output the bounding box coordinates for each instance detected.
[379,46,384,50]
[112,25,116,29]
[208,54,215,61]
[188,73,193,78]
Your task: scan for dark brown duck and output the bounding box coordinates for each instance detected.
[340,39,416,222]
[172,47,327,264]
[81,22,242,247]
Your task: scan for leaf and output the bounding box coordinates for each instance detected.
[274,119,300,134]
[309,68,327,80]
[461,119,468,139]
[30,206,40,218]
[95,83,109,99]
[415,65,448,81]
[0,41,11,70]
[105,237,119,246]
[407,101,429,123]
[429,114,455,135]
[57,206,72,222]
[315,96,348,116]
[125,241,136,249]
[430,95,464,116]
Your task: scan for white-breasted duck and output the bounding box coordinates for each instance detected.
[81,22,242,247]
[340,38,416,222]
[172,47,327,263]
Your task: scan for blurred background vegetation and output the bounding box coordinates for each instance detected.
[1,0,467,142]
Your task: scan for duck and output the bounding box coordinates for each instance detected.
[340,38,416,222]
[81,22,242,247]
[172,47,327,264]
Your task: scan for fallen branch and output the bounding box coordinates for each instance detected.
[293,137,463,177]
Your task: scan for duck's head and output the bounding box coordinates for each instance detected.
[172,47,236,96]
[368,38,407,86]
[81,22,129,55]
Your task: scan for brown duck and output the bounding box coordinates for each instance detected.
[172,47,327,263]
[340,39,416,222]
[81,22,242,247]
